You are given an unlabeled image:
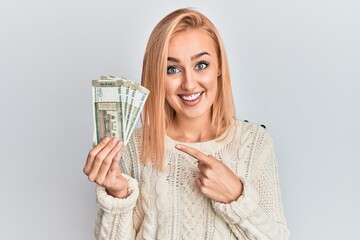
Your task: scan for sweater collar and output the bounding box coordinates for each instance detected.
[165,120,239,155]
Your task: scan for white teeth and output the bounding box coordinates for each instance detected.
[181,92,201,101]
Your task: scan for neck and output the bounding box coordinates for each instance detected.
[167,114,218,143]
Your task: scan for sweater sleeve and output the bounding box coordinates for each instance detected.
[93,129,144,239]
[94,174,139,240]
[211,130,290,239]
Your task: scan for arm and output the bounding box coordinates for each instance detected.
[211,132,289,239]
[84,136,141,240]
[94,174,139,240]
[175,126,289,239]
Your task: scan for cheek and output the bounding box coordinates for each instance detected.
[202,74,218,92]
[165,77,182,94]
[204,76,219,103]
[165,81,178,102]
[200,67,218,85]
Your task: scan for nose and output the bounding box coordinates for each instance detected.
[181,70,196,91]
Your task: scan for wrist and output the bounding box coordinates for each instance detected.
[225,179,243,203]
[106,187,129,199]
[234,179,244,199]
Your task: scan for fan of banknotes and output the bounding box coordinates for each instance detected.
[92,76,149,146]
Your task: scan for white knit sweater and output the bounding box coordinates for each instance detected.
[94,120,290,239]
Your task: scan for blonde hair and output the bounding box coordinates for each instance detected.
[141,8,235,170]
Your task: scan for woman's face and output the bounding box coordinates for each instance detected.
[165,29,220,121]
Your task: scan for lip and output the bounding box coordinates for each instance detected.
[178,91,204,106]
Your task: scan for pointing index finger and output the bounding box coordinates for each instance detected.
[175,144,213,165]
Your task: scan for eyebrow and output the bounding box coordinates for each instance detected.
[167,51,210,63]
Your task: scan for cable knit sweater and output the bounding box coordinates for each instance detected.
[94,119,290,239]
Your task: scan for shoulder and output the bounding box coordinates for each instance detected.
[241,119,267,131]
[124,127,142,156]
[132,127,142,141]
[120,128,143,177]
[233,118,274,154]
[230,119,276,178]
[234,118,270,138]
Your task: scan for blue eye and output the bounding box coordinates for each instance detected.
[194,61,209,71]
[167,66,180,74]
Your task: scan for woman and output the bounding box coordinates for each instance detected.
[84,8,289,240]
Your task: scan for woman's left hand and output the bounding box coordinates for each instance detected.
[176,144,243,203]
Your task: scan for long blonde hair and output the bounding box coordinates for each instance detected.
[141,8,235,170]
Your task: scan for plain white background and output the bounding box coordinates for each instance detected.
[1,0,359,239]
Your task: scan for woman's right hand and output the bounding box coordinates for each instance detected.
[83,137,129,198]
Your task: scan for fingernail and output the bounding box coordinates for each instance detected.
[175,144,181,150]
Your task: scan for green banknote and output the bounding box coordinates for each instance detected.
[92,76,149,145]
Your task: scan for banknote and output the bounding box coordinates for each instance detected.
[124,83,149,143]
[92,76,149,146]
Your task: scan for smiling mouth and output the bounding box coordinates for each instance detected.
[179,91,204,101]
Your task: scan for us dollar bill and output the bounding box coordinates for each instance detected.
[92,76,149,146]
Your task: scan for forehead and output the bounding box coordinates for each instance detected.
[168,29,217,57]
